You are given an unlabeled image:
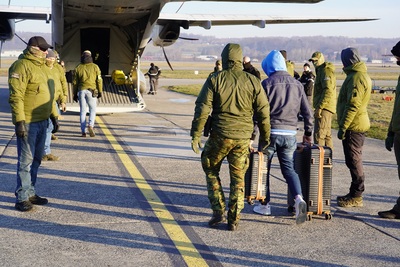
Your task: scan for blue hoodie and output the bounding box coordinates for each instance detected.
[262,50,287,77]
[260,50,313,135]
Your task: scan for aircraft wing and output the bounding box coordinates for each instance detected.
[157,13,378,29]
[0,5,51,21]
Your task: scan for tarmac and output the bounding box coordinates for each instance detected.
[0,77,399,267]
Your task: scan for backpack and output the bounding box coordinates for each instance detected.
[112,70,126,85]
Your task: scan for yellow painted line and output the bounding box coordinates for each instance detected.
[96,117,208,267]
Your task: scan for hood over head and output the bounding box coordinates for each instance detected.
[261,50,287,77]
[341,47,361,68]
[391,41,400,57]
[221,43,243,70]
[309,51,325,67]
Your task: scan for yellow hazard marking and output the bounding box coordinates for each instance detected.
[96,117,208,267]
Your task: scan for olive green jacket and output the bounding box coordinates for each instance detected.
[337,62,372,133]
[73,62,103,94]
[388,76,400,133]
[191,43,270,141]
[54,63,68,104]
[313,62,337,113]
[8,49,58,124]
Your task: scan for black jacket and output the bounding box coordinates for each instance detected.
[299,70,315,96]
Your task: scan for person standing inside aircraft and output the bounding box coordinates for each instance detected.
[379,41,400,219]
[146,63,161,95]
[190,43,271,231]
[8,36,59,211]
[336,47,371,208]
[252,50,312,225]
[73,50,103,137]
[243,56,261,79]
[299,63,315,106]
[309,51,336,149]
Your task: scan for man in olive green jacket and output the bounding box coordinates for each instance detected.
[8,36,59,211]
[336,47,371,208]
[73,50,103,137]
[380,41,400,219]
[190,43,271,231]
[309,51,337,149]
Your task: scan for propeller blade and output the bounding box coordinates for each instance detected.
[162,46,174,71]
[179,37,199,41]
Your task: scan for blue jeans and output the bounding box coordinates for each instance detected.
[15,120,48,202]
[261,134,303,203]
[44,118,53,155]
[78,90,97,133]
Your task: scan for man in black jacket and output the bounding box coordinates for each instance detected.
[299,63,315,106]
[243,56,261,79]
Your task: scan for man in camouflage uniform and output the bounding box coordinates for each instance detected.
[309,51,337,149]
[190,43,271,231]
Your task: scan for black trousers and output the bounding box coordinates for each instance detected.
[342,131,366,197]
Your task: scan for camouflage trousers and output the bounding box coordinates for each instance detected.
[314,109,333,149]
[201,134,250,224]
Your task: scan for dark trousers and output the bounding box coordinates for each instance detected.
[392,133,400,211]
[342,131,366,197]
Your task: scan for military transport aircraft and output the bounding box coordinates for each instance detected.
[0,0,377,113]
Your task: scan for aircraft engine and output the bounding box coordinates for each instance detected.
[0,18,15,42]
[151,23,180,47]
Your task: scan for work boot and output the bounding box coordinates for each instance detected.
[15,201,33,212]
[208,210,226,227]
[42,154,60,161]
[227,221,239,231]
[378,208,400,219]
[337,194,363,207]
[29,195,48,205]
[88,126,95,137]
[82,132,87,137]
[51,134,58,140]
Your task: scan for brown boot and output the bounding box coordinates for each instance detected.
[208,210,226,227]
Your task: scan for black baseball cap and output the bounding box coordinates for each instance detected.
[27,36,53,50]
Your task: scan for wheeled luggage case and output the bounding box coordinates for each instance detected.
[290,143,333,220]
[245,151,268,205]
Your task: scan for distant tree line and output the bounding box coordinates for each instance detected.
[6,32,398,64]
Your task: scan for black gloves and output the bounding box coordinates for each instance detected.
[50,116,59,134]
[15,121,26,138]
[97,92,102,98]
[73,94,78,102]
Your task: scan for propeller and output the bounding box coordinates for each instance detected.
[162,46,173,71]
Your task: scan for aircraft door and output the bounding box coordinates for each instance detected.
[80,28,110,75]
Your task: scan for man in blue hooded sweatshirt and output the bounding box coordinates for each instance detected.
[253,50,313,224]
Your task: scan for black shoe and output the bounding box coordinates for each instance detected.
[29,195,48,205]
[227,222,239,231]
[378,209,400,219]
[208,210,226,227]
[288,205,295,214]
[15,201,33,212]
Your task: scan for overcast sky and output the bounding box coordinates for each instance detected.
[2,0,398,39]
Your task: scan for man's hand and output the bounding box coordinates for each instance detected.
[73,94,78,102]
[249,140,255,152]
[261,139,270,153]
[97,92,102,99]
[61,102,67,112]
[337,129,346,140]
[50,117,59,134]
[385,133,394,151]
[15,121,26,138]
[314,108,322,118]
[191,137,202,154]
[303,135,312,144]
